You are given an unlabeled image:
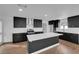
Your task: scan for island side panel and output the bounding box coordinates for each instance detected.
[28,36,59,53]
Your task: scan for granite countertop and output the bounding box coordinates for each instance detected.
[27,32,62,42]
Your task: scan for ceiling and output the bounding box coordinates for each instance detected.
[0,4,79,20]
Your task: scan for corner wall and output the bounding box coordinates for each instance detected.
[2,16,13,42]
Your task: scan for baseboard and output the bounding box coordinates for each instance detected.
[1,42,12,45]
[0,42,3,46]
[31,43,59,54]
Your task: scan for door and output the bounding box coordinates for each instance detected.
[43,23,47,33]
[50,25,54,32]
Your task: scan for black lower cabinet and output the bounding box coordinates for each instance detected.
[28,36,59,53]
[59,32,79,44]
[34,32,43,34]
[13,33,27,43]
[13,32,43,43]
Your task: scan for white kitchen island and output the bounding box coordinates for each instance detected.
[27,32,62,54]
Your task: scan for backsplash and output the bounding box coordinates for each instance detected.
[56,28,79,32]
[59,18,68,28]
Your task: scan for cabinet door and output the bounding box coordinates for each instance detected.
[14,17,26,28]
[13,33,27,43]
[63,33,71,40]
[69,34,78,43]
[68,15,79,27]
[63,33,78,44]
[34,19,42,28]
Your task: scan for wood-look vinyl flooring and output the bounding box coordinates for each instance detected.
[0,41,27,54]
[0,40,79,54]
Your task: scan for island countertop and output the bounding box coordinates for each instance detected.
[27,32,62,42]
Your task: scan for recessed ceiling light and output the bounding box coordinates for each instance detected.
[44,14,48,17]
[19,8,23,11]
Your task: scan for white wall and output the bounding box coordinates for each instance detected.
[0,17,2,44]
[56,18,68,31]
[2,16,13,42]
[63,28,79,33]
[58,18,68,28]
[42,20,49,33]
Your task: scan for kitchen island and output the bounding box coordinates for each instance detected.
[27,32,62,54]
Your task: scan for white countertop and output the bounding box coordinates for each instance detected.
[57,30,79,34]
[27,32,62,42]
[56,28,79,34]
[63,31,79,34]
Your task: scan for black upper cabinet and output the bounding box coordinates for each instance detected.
[68,15,79,27]
[14,17,26,28]
[49,20,54,25]
[34,19,42,28]
[49,20,60,28]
